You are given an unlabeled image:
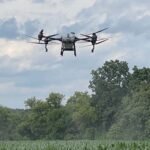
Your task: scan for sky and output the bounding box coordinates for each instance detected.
[0,0,150,108]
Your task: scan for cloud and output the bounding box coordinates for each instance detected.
[77,0,150,36]
[22,19,40,36]
[0,18,40,40]
[0,0,14,2]
[0,18,19,39]
[32,0,45,3]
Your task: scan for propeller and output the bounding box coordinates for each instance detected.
[95,39,108,45]
[80,27,109,37]
[80,34,91,38]
[79,39,108,48]
[46,34,59,38]
[87,27,109,35]
[80,44,92,48]
[27,42,46,44]
[25,34,39,40]
[71,32,75,34]
[25,33,59,41]
[27,41,59,45]
[79,38,108,43]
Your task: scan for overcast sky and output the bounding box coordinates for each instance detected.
[0,0,150,108]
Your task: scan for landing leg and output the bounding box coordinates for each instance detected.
[91,45,95,53]
[74,44,77,56]
[60,51,63,56]
[45,44,48,52]
[74,50,76,56]
[60,49,63,56]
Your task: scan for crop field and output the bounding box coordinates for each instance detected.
[0,141,150,150]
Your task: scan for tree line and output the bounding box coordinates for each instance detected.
[0,60,150,140]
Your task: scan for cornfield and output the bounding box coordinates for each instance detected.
[0,141,150,150]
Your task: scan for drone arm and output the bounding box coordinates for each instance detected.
[80,34,91,38]
[75,37,89,42]
[49,37,62,41]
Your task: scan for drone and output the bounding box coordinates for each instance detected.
[26,28,109,56]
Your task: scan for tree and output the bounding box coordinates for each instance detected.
[19,99,49,139]
[108,84,150,140]
[129,66,150,91]
[25,97,37,109]
[0,106,24,140]
[107,67,150,140]
[46,93,64,108]
[89,60,130,133]
[66,92,97,139]
[19,93,68,140]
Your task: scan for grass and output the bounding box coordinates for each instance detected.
[0,140,150,150]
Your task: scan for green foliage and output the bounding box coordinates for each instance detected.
[66,92,97,139]
[89,60,130,133]
[0,106,24,140]
[0,60,150,140]
[46,92,64,108]
[129,66,150,91]
[0,141,150,150]
[18,93,69,140]
[108,83,150,140]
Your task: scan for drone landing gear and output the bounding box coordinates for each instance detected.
[74,45,77,56]
[45,44,48,52]
[60,47,63,56]
[74,50,77,56]
[91,45,95,53]
[60,50,63,56]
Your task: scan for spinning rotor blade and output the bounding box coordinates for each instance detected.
[80,28,109,38]
[93,27,109,34]
[80,44,92,48]
[78,40,91,43]
[97,38,109,41]
[28,42,45,44]
[95,39,108,45]
[78,38,108,43]
[47,34,59,38]
[25,34,46,42]
[84,27,109,35]
[80,39,109,48]
[25,34,39,40]
[25,34,59,41]
[27,41,58,45]
[71,32,75,34]
[80,34,92,38]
